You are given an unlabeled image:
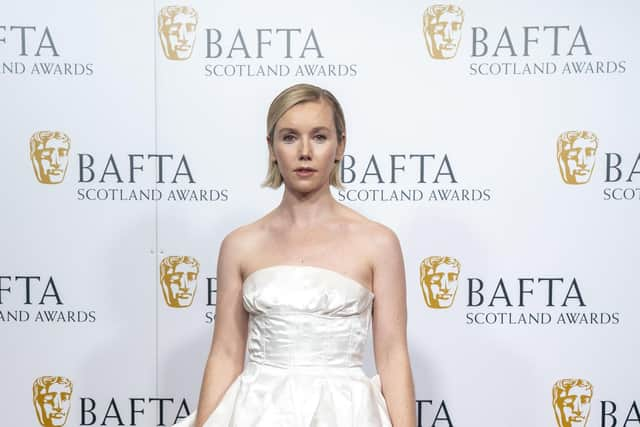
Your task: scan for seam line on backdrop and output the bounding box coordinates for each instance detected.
[153,0,159,419]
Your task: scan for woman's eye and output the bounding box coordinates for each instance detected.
[283,135,296,142]
[314,134,327,141]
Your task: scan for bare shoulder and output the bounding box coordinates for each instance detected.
[218,217,273,276]
[219,224,248,255]
[219,220,265,259]
[365,220,402,263]
[337,204,402,264]
[339,204,398,243]
[336,206,404,294]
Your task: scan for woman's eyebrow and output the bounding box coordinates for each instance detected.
[278,126,331,135]
[311,126,331,132]
[278,128,298,135]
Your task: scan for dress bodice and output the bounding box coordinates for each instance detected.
[242,265,375,368]
[172,265,392,426]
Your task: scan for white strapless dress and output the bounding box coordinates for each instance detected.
[173,264,392,427]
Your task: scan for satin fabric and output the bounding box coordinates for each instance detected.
[173,265,392,427]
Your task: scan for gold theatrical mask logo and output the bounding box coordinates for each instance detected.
[557,131,599,185]
[423,4,465,59]
[29,131,71,184]
[32,376,73,427]
[420,256,461,309]
[160,256,200,308]
[553,379,593,427]
[158,6,199,60]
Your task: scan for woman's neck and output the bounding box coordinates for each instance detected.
[277,185,338,227]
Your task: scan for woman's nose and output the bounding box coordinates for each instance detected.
[298,137,311,158]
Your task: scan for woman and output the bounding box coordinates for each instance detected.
[178,83,416,426]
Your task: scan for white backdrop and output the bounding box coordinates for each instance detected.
[2,0,639,426]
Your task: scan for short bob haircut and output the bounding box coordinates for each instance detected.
[261,83,346,190]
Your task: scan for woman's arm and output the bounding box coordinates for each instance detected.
[194,232,249,427]
[370,224,416,427]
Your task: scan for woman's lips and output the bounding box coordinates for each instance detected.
[295,167,316,177]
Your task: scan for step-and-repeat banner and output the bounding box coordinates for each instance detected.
[2,0,638,425]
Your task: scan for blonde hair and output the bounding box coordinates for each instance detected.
[261,83,346,190]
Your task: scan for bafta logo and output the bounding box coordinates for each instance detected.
[552,378,593,427]
[32,376,73,427]
[158,5,198,60]
[29,131,71,184]
[557,131,599,185]
[420,256,460,309]
[160,256,200,308]
[423,4,464,59]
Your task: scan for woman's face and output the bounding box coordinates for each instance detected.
[269,99,344,193]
